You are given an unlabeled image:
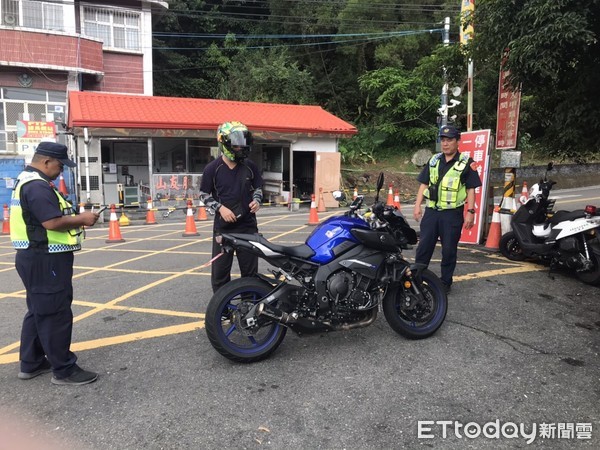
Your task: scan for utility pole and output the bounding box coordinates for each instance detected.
[440,16,450,127]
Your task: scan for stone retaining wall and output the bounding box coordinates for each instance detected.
[490,163,599,189]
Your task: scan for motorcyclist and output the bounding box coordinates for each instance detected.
[199,121,264,292]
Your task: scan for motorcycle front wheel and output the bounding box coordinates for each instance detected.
[205,277,287,363]
[499,231,527,261]
[382,269,447,339]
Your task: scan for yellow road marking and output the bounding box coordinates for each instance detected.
[454,263,544,281]
[0,321,205,364]
[0,213,548,364]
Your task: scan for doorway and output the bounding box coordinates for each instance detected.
[292,151,314,203]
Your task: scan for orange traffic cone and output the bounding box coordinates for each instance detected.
[2,204,10,235]
[485,206,502,251]
[353,187,358,201]
[106,204,125,243]
[519,182,529,205]
[317,187,326,213]
[196,200,208,221]
[386,184,394,206]
[394,190,401,210]
[182,200,200,236]
[145,197,157,225]
[307,194,320,225]
[58,174,68,197]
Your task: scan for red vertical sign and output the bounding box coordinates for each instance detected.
[459,130,492,244]
[495,57,522,149]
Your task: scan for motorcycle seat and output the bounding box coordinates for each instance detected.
[549,210,585,225]
[223,233,316,259]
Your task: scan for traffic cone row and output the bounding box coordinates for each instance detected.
[485,206,502,251]
[106,204,125,243]
[386,184,394,206]
[317,187,326,213]
[182,200,200,236]
[2,204,9,235]
[307,194,320,225]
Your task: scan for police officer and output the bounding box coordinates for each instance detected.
[413,125,482,294]
[11,142,100,385]
[199,121,263,293]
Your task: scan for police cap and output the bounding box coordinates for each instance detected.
[35,142,76,167]
[438,125,461,140]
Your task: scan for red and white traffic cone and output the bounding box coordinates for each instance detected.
[393,190,401,210]
[182,200,200,236]
[519,182,529,205]
[106,204,125,243]
[307,194,320,225]
[2,204,10,235]
[58,174,69,197]
[485,206,502,251]
[196,200,208,221]
[145,197,157,225]
[386,184,394,206]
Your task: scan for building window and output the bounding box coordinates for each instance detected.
[82,6,141,51]
[0,88,66,154]
[0,0,64,31]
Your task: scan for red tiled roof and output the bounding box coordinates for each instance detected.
[68,91,357,136]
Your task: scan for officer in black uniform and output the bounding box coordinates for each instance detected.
[10,142,100,385]
[413,125,482,293]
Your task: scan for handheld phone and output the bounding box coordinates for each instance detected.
[96,206,108,214]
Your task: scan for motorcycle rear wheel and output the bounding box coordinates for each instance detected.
[205,277,287,363]
[382,269,447,339]
[500,231,527,261]
[576,248,600,285]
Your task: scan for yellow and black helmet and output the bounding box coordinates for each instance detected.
[217,121,253,162]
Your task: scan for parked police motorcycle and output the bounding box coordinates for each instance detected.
[499,163,600,285]
[205,174,448,363]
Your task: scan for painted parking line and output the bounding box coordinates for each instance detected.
[0,214,541,364]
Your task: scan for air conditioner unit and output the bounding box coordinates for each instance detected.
[3,13,17,25]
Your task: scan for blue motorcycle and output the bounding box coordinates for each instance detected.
[205,174,448,363]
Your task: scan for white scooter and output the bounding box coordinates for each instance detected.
[500,163,600,285]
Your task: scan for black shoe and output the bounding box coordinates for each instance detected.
[442,283,451,294]
[18,360,52,380]
[51,366,98,386]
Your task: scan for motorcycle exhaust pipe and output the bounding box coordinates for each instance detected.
[256,303,298,324]
[332,308,378,331]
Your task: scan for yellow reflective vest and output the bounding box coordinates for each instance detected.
[10,170,83,253]
[424,153,470,210]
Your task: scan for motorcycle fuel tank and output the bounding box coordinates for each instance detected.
[306,216,369,264]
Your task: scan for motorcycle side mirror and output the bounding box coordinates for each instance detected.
[547,162,554,171]
[375,172,384,203]
[332,190,345,201]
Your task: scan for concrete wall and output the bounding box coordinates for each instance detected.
[490,163,600,189]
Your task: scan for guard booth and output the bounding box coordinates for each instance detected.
[67,91,357,209]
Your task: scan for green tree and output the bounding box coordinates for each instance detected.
[472,0,600,159]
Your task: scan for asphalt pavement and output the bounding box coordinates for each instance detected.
[0,200,598,449]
